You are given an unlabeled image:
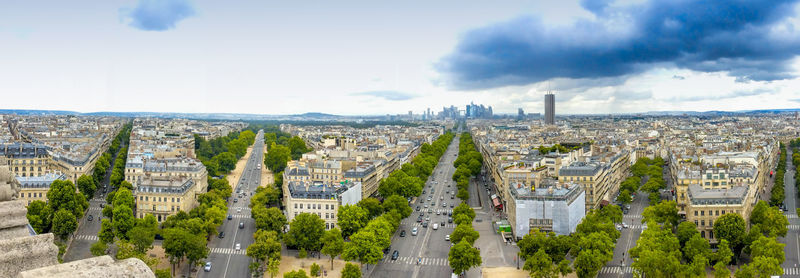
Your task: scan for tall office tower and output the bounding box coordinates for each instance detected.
[518,108,525,120]
[545,93,555,125]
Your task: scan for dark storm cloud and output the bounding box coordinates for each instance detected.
[351,90,418,101]
[437,0,800,90]
[667,88,776,102]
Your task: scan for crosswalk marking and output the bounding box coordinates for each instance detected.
[623,215,642,219]
[75,235,99,241]
[211,248,246,255]
[786,214,798,219]
[230,214,250,219]
[91,198,105,202]
[599,266,633,274]
[789,225,800,230]
[785,268,800,275]
[386,256,448,266]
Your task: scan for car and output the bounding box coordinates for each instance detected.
[625,204,631,210]
[450,195,454,199]
[433,223,439,230]
[400,230,406,237]
[422,190,426,194]
[417,217,423,223]
[237,207,242,213]
[391,250,399,260]
[445,235,450,241]
[441,221,445,226]
[422,222,428,228]
[450,204,454,208]
[427,197,431,201]
[420,212,425,216]
[234,198,238,203]
[436,210,441,215]
[448,217,453,223]
[416,206,420,211]
[622,223,629,229]
[239,222,244,229]
[442,203,446,208]
[616,225,622,231]
[426,216,430,221]
[227,214,232,220]
[204,262,212,272]
[235,243,241,250]
[218,231,225,238]
[431,202,436,206]
[448,211,452,216]
[440,196,444,200]
[100,203,105,208]
[424,204,429,208]
[412,227,419,236]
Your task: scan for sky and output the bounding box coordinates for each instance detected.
[2,0,800,115]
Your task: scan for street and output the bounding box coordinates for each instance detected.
[370,134,460,278]
[781,147,800,277]
[597,190,649,278]
[200,129,264,278]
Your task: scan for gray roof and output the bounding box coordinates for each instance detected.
[559,162,601,176]
[687,184,748,205]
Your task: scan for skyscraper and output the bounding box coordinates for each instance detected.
[545,93,555,125]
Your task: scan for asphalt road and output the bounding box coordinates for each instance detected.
[63,140,126,262]
[370,134,461,278]
[781,147,800,276]
[200,129,264,278]
[598,187,649,277]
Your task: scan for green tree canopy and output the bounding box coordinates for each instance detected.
[285,213,326,251]
[341,263,362,278]
[448,239,482,275]
[338,205,369,238]
[321,228,345,270]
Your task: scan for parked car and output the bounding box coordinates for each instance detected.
[450,203,454,208]
[400,230,406,237]
[391,250,399,260]
[622,223,629,229]
[416,206,420,211]
[227,214,233,220]
[445,235,450,241]
[448,217,453,223]
[218,231,225,238]
[204,262,212,272]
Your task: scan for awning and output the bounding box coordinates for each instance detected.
[492,197,502,208]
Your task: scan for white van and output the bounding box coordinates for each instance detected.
[433,223,439,230]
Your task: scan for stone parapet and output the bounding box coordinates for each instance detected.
[17,255,155,278]
[0,233,59,277]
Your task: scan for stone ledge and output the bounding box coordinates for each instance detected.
[17,256,155,278]
[0,233,58,277]
[0,200,29,231]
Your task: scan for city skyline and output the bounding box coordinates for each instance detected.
[3,0,800,115]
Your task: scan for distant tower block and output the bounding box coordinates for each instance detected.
[544,93,555,125]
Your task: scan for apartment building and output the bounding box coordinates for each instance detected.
[506,179,585,238]
[685,184,750,241]
[282,179,362,230]
[344,162,379,199]
[133,176,204,222]
[0,143,52,178]
[558,151,629,211]
[16,173,67,205]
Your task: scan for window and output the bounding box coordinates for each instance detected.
[721,210,726,215]
[694,220,698,226]
[694,211,698,216]
[152,205,156,211]
[709,210,712,216]
[701,211,704,216]
[177,198,180,202]
[300,204,303,209]
[294,204,297,209]
[715,210,719,216]
[710,220,713,226]
[701,231,705,238]
[701,220,705,226]
[330,223,335,228]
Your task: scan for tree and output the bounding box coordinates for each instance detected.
[77,174,96,199]
[574,249,608,278]
[448,240,482,275]
[341,263,362,278]
[113,204,135,240]
[714,261,731,278]
[453,202,475,222]
[618,189,633,204]
[155,269,172,278]
[630,223,682,278]
[248,230,282,276]
[338,205,369,238]
[127,226,155,254]
[51,209,77,241]
[381,195,412,219]
[252,206,287,235]
[450,223,479,245]
[642,200,679,227]
[357,198,383,219]
[265,143,291,173]
[750,236,785,263]
[163,228,205,276]
[342,230,383,267]
[113,187,135,210]
[683,233,711,262]
[288,136,310,160]
[735,256,782,278]
[676,221,699,246]
[714,239,734,265]
[310,263,321,277]
[285,213,326,251]
[267,258,280,278]
[321,228,345,270]
[284,269,310,278]
[750,201,789,237]
[99,218,115,244]
[524,249,558,278]
[47,180,88,220]
[598,204,622,223]
[714,213,747,253]
[90,241,107,256]
[26,200,51,234]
